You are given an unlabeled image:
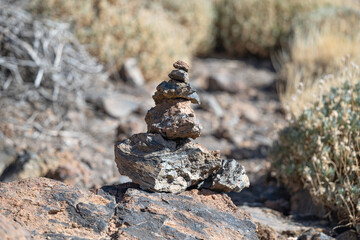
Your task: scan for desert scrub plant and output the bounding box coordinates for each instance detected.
[28,0,201,81]
[156,0,215,55]
[214,0,328,57]
[270,64,360,232]
[278,6,360,114]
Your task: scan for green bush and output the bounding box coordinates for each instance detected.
[270,66,360,232]
[28,0,215,81]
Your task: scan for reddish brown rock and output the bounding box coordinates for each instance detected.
[173,60,190,72]
[145,99,201,140]
[0,178,115,239]
[0,213,30,240]
[104,187,258,240]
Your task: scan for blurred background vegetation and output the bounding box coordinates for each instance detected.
[3,0,360,234]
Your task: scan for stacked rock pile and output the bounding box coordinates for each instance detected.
[145,60,201,140]
[115,61,249,194]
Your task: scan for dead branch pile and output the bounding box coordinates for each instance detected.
[0,4,107,104]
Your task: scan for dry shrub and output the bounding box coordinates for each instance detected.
[214,0,358,58]
[270,64,360,232]
[29,0,215,81]
[215,0,325,57]
[279,6,360,116]
[156,0,215,55]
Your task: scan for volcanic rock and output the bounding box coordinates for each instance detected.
[199,159,250,192]
[0,213,30,240]
[115,133,221,193]
[173,60,190,72]
[145,99,201,140]
[104,187,258,240]
[152,79,200,104]
[99,183,259,239]
[115,133,249,194]
[116,60,250,195]
[168,69,189,82]
[0,177,115,239]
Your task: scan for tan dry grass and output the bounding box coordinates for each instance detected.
[29,0,215,82]
[278,6,360,117]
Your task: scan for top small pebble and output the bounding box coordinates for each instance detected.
[173,60,190,72]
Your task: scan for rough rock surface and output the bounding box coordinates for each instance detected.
[173,60,190,72]
[168,69,189,82]
[153,80,200,104]
[0,213,30,240]
[200,159,250,192]
[0,178,259,240]
[145,99,201,140]
[104,187,258,240]
[0,178,115,239]
[115,133,224,193]
[115,133,250,194]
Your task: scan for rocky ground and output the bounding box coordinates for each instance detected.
[1,57,357,239]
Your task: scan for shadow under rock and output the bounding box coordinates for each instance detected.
[227,171,291,215]
[96,182,140,203]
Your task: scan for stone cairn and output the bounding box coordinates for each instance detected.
[115,60,249,194]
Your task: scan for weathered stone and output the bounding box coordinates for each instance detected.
[168,69,189,82]
[120,58,145,87]
[103,95,140,118]
[0,150,60,182]
[298,229,334,240]
[0,178,115,239]
[106,187,258,240]
[200,159,250,192]
[145,99,201,140]
[173,60,190,72]
[239,206,309,236]
[115,133,250,194]
[115,133,222,193]
[0,213,30,240]
[152,80,200,105]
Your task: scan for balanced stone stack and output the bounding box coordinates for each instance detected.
[145,60,201,140]
[115,60,249,194]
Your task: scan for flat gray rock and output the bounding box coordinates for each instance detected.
[153,80,200,105]
[168,69,189,82]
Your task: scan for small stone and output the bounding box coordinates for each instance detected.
[145,99,201,140]
[199,159,249,192]
[298,229,334,240]
[120,58,145,87]
[168,69,189,82]
[173,60,190,72]
[152,80,200,105]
